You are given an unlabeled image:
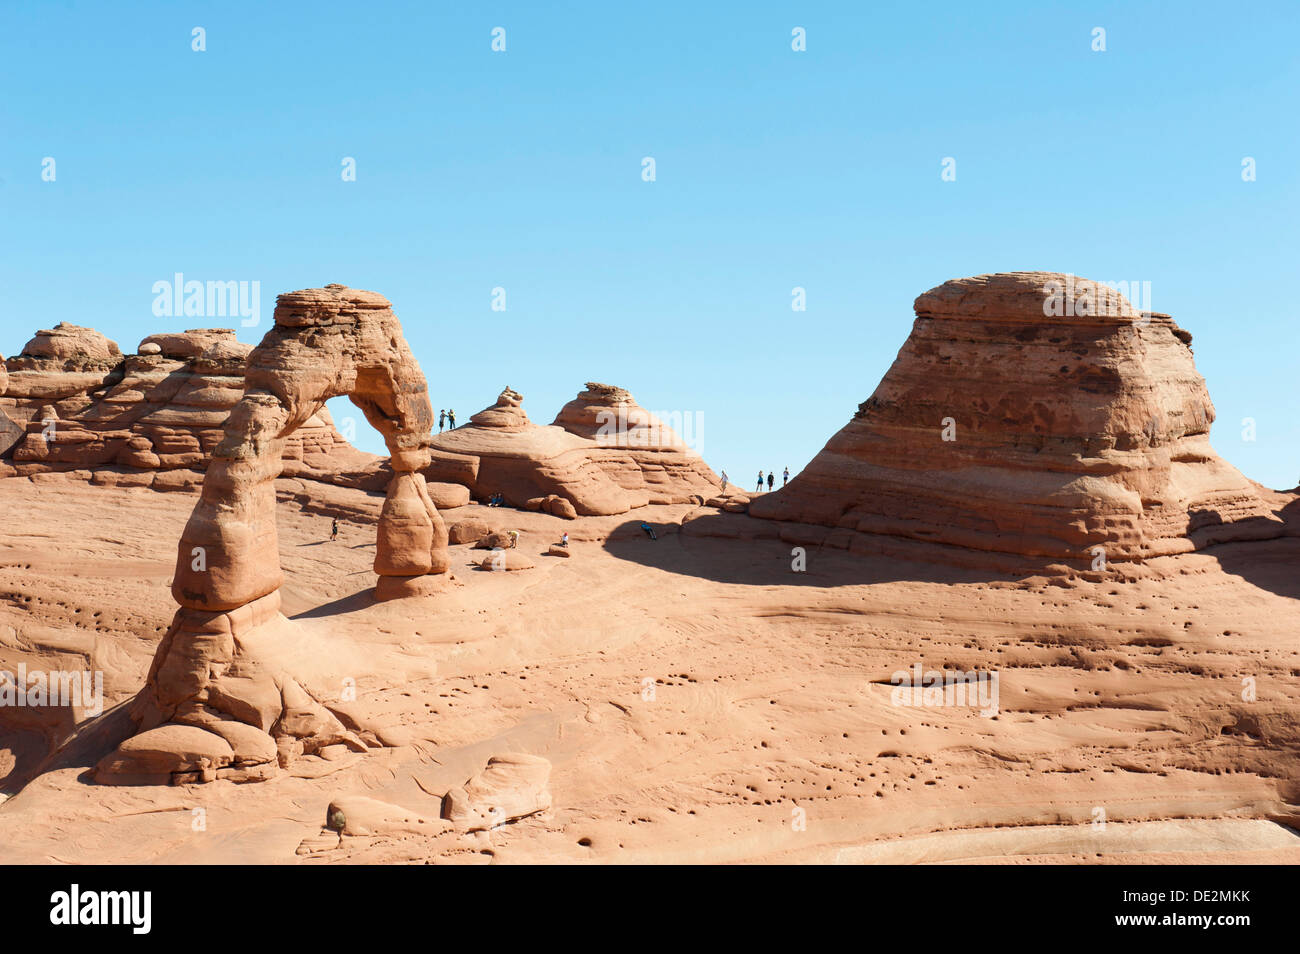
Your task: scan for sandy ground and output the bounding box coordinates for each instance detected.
[0,478,1297,864]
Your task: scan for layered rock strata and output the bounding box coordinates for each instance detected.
[429,384,718,515]
[98,286,449,783]
[750,272,1283,566]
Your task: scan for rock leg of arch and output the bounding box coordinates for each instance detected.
[96,286,448,784]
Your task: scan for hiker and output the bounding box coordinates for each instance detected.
[783,466,789,486]
[756,470,764,492]
[447,409,456,429]
[766,471,774,491]
[720,470,728,493]
[639,521,658,541]
[438,409,446,433]
[560,532,569,548]
[508,529,520,548]
[330,518,338,541]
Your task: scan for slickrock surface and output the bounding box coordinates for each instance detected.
[429,384,718,515]
[750,272,1284,569]
[0,479,1296,863]
[94,286,450,783]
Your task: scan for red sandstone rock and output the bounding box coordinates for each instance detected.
[1,327,368,486]
[429,383,719,515]
[100,286,450,782]
[749,272,1284,566]
[441,753,552,830]
[448,518,493,545]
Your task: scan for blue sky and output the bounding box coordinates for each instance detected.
[2,1,1296,489]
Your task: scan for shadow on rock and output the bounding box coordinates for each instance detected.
[1202,495,1300,601]
[602,511,1028,588]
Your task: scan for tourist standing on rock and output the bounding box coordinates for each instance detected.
[640,521,658,540]
[756,470,764,492]
[447,409,456,429]
[767,472,774,491]
[439,409,446,432]
[330,518,338,542]
[720,470,728,493]
[783,467,789,486]
[560,532,569,548]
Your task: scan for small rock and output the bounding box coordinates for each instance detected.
[441,753,553,831]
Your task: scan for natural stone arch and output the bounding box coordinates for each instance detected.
[98,286,449,785]
[170,285,448,611]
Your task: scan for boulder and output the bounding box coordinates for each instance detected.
[448,518,491,545]
[474,530,515,550]
[95,723,234,784]
[441,754,553,830]
[475,549,535,571]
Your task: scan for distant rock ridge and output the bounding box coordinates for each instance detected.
[1,337,720,516]
[0,325,375,491]
[749,271,1285,566]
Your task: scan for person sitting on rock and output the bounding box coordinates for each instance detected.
[330,518,338,541]
[766,471,774,491]
[640,521,657,541]
[560,532,569,548]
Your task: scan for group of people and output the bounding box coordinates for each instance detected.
[486,491,507,507]
[438,408,457,432]
[717,468,791,494]
[754,468,790,492]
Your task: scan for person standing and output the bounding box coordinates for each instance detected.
[720,470,728,493]
[447,408,456,429]
[756,470,764,492]
[439,409,446,433]
[783,466,790,486]
[766,471,774,491]
[330,518,339,542]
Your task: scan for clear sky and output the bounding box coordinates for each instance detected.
[2,1,1296,489]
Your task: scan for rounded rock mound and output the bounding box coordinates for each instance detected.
[750,271,1283,566]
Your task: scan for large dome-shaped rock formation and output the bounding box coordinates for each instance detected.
[552,382,718,501]
[427,383,718,515]
[750,272,1283,567]
[98,286,449,784]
